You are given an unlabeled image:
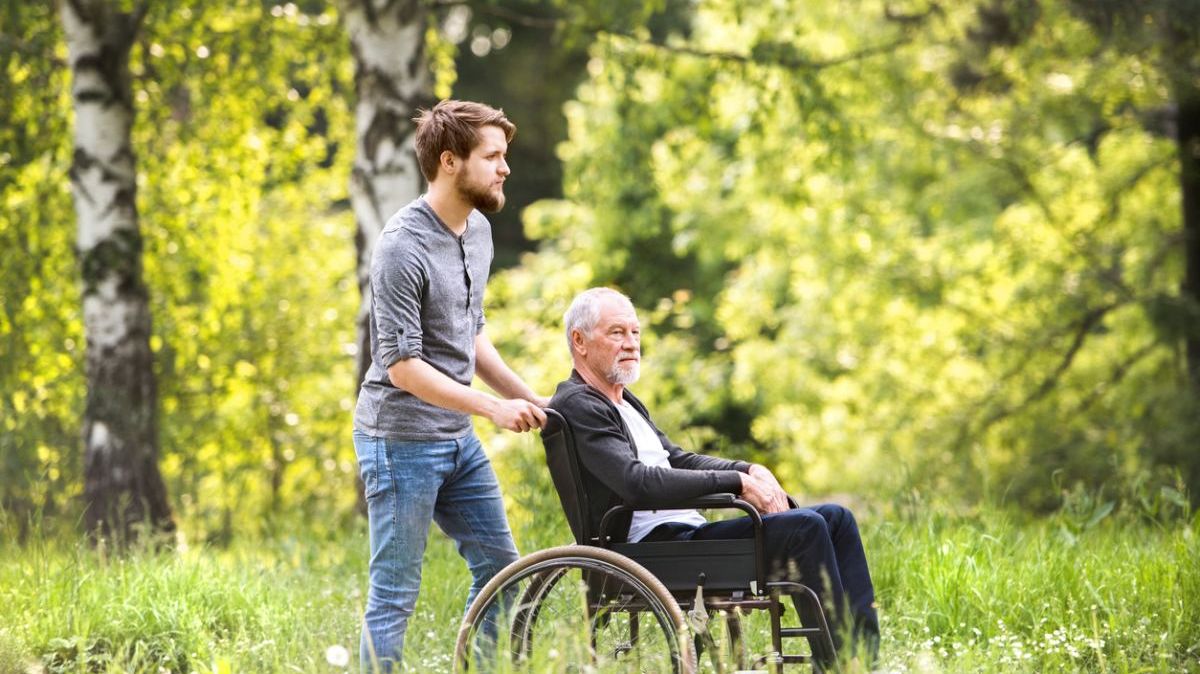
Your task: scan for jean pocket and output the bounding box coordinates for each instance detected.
[355,434,384,500]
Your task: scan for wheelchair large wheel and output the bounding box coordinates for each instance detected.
[455,545,696,673]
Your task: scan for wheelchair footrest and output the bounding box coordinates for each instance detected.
[780,627,824,638]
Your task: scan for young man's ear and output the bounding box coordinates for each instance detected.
[438,150,457,175]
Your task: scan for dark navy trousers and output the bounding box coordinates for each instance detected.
[645,503,879,661]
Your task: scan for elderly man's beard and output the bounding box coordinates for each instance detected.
[607,357,640,385]
[457,171,505,213]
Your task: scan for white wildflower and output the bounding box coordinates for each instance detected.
[325,645,350,668]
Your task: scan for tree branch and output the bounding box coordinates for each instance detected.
[1000,303,1115,420]
[967,137,1144,299]
[884,2,943,26]
[428,0,915,72]
[446,1,559,29]
[1069,341,1159,418]
[957,300,1126,448]
[1034,340,1161,463]
[607,32,914,72]
[130,0,151,33]
[1102,156,1173,225]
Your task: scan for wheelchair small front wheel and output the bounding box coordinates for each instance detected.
[454,545,696,673]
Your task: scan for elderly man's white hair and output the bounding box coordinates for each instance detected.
[563,287,634,355]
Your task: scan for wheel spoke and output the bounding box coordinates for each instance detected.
[455,546,696,673]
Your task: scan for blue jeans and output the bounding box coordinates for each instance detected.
[354,430,520,673]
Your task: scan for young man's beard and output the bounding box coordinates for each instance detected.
[457,173,505,213]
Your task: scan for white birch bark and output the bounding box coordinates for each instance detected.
[343,0,433,386]
[60,0,173,541]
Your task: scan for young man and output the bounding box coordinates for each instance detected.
[353,100,547,672]
[549,287,880,664]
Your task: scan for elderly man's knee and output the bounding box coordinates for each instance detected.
[823,503,857,528]
[763,509,833,580]
[774,508,831,542]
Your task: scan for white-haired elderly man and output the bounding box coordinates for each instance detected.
[548,287,880,663]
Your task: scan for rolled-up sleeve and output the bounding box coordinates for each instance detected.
[372,234,426,368]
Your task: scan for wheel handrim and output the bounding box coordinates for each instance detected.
[460,554,689,672]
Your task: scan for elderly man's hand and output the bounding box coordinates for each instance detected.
[739,468,789,514]
[748,464,790,509]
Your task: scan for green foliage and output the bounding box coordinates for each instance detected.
[1,1,361,540]
[489,0,1200,508]
[132,2,360,540]
[3,0,1197,556]
[0,2,80,533]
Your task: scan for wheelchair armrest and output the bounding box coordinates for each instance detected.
[678,493,741,508]
[600,493,761,527]
[597,492,770,541]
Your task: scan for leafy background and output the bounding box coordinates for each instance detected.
[2,0,1197,541]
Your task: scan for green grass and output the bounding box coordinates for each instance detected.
[873,510,1199,672]
[0,509,1196,673]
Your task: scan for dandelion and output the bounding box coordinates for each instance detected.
[325,645,350,668]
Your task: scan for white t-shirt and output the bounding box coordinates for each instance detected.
[616,400,708,542]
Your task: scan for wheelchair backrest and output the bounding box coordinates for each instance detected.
[541,409,593,544]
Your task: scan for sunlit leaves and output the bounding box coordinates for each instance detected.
[0,3,80,526]
[130,2,359,539]
[2,1,360,538]
[495,0,1195,508]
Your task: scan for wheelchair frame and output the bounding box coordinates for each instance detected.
[454,409,837,673]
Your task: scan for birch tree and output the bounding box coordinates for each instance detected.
[60,0,173,541]
[343,0,433,386]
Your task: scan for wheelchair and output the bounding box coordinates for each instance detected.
[454,409,838,673]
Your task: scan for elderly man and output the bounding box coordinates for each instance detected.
[548,287,879,662]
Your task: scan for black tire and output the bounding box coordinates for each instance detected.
[454,545,696,673]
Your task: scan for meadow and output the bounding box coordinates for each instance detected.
[1,501,1196,674]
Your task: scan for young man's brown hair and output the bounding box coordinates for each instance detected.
[413,100,516,182]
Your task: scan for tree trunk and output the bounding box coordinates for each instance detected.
[343,0,433,390]
[1179,88,1200,394]
[60,0,174,543]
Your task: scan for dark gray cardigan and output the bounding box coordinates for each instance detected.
[549,370,750,542]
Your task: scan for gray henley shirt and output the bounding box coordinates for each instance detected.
[353,198,493,440]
